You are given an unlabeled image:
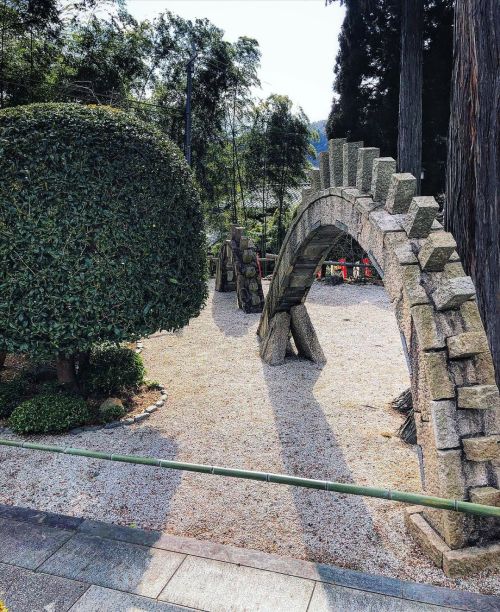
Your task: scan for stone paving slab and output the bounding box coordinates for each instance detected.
[69,585,194,611]
[40,533,185,598]
[0,516,73,569]
[158,555,316,612]
[0,564,87,612]
[310,582,455,612]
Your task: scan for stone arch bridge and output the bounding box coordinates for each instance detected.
[217,139,500,576]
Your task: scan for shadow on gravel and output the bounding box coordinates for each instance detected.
[210,288,259,338]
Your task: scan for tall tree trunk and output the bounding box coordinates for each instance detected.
[397,0,423,193]
[445,0,499,385]
[56,354,78,389]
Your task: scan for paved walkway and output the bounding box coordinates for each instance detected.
[1,504,499,611]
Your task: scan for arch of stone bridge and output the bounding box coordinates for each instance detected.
[257,139,500,576]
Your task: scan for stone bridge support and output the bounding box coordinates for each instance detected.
[215,226,265,313]
[257,138,500,576]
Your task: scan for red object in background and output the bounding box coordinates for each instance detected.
[362,257,372,278]
[339,257,348,280]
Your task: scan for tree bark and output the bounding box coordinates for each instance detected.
[0,351,7,369]
[445,0,499,385]
[397,0,423,193]
[56,354,78,389]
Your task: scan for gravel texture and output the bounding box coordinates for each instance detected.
[0,280,498,595]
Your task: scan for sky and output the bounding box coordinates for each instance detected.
[126,0,345,122]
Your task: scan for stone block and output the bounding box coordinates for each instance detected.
[430,400,460,449]
[328,137,346,187]
[355,147,379,193]
[404,510,449,568]
[443,542,500,577]
[423,352,454,400]
[411,304,445,350]
[402,265,429,307]
[433,277,476,311]
[369,210,404,233]
[403,196,439,238]
[308,168,321,192]
[460,301,483,332]
[342,141,363,186]
[370,157,396,203]
[418,232,457,271]
[462,436,500,462]
[444,262,466,279]
[393,242,418,265]
[290,304,326,366]
[473,352,497,385]
[319,151,330,189]
[260,311,291,366]
[447,332,489,359]
[469,486,500,506]
[385,173,416,214]
[457,385,500,410]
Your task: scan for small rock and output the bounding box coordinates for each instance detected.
[160,393,168,401]
[134,413,149,422]
[104,421,122,429]
[122,418,134,425]
[70,428,84,435]
[135,348,142,354]
[155,399,164,407]
[136,342,144,348]
[84,425,102,432]
[99,397,124,411]
[145,405,158,414]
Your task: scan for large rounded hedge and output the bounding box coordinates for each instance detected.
[0,103,207,359]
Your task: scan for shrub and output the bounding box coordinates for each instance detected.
[99,398,126,423]
[9,393,90,434]
[85,345,145,395]
[0,103,207,382]
[0,377,28,418]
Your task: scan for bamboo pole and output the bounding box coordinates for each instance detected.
[0,438,499,518]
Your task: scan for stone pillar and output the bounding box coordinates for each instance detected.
[356,147,380,193]
[371,157,397,203]
[318,151,330,189]
[328,137,346,187]
[343,141,363,187]
[308,168,321,192]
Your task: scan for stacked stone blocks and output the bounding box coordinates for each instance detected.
[257,136,500,576]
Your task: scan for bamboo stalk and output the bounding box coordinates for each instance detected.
[0,438,499,518]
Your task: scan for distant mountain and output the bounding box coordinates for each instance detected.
[309,119,328,167]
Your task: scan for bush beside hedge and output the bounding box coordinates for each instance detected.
[0,378,28,418]
[9,393,90,434]
[0,103,207,365]
[85,345,144,395]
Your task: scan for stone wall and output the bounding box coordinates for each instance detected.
[257,139,500,576]
[215,226,265,314]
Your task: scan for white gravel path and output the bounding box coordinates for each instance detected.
[0,280,498,595]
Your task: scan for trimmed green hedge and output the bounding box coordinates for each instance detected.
[0,103,207,359]
[9,393,90,434]
[85,345,144,395]
[0,378,28,418]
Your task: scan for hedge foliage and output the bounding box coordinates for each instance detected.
[0,103,207,359]
[9,393,90,434]
[85,345,145,395]
[0,377,28,418]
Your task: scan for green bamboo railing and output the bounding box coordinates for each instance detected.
[0,438,499,518]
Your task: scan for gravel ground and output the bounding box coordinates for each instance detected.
[0,280,498,595]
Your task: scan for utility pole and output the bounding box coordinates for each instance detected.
[184,45,197,166]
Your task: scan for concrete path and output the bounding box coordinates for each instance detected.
[0,504,499,611]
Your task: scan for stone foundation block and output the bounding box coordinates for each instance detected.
[418,232,457,271]
[462,435,500,462]
[405,509,449,568]
[385,173,416,214]
[403,265,429,307]
[447,332,489,359]
[411,304,445,350]
[460,301,483,332]
[433,277,476,311]
[423,352,455,400]
[458,385,500,410]
[260,312,291,366]
[469,486,500,506]
[430,401,460,450]
[319,151,330,189]
[403,196,439,238]
[290,304,326,366]
[443,542,500,577]
[309,168,321,192]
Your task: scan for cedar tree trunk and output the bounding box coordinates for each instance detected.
[445,0,500,384]
[397,0,423,193]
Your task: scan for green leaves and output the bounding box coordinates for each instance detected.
[0,103,207,359]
